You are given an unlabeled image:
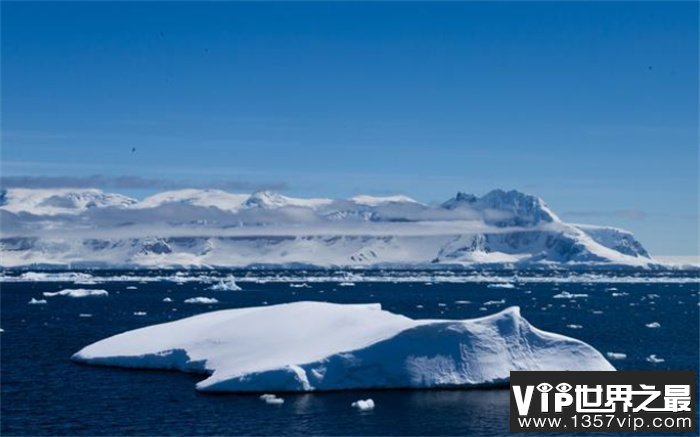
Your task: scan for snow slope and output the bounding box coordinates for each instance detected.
[0,188,657,268]
[72,301,614,392]
[137,189,249,212]
[0,188,136,215]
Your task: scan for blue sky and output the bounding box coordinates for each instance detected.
[2,1,698,255]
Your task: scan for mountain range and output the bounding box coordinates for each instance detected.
[0,187,659,269]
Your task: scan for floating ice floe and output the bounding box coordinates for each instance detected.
[289,283,311,288]
[646,354,665,364]
[9,272,96,282]
[4,271,699,285]
[606,352,627,360]
[134,312,147,316]
[259,394,284,405]
[553,291,588,299]
[611,292,628,297]
[454,300,471,305]
[72,301,614,393]
[487,283,515,289]
[162,297,173,303]
[566,324,583,329]
[126,286,138,290]
[28,298,47,305]
[483,299,505,306]
[184,297,219,304]
[339,282,356,287]
[79,314,93,318]
[43,289,109,298]
[352,399,375,411]
[208,277,242,291]
[645,322,661,329]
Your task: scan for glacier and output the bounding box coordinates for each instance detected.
[0,187,664,269]
[72,301,614,392]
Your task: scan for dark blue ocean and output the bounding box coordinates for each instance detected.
[1,270,698,436]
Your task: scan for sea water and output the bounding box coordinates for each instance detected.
[1,271,698,435]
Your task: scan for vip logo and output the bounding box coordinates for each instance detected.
[513,382,576,415]
[510,371,697,433]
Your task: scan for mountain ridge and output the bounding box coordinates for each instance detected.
[0,187,662,269]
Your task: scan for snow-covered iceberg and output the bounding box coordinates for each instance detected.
[72,301,613,392]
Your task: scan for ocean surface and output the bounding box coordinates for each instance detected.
[1,270,698,436]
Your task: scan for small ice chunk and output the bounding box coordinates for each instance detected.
[184,297,219,304]
[645,322,661,329]
[266,398,284,405]
[437,303,447,307]
[487,283,515,289]
[339,282,355,287]
[454,300,470,305]
[43,289,109,298]
[208,276,242,291]
[260,394,284,405]
[28,298,47,305]
[289,283,311,288]
[162,297,173,302]
[483,299,505,306]
[79,313,93,318]
[611,292,628,297]
[126,286,138,290]
[134,311,147,316]
[606,352,627,360]
[553,291,588,299]
[351,399,375,411]
[566,324,583,329]
[646,354,665,364]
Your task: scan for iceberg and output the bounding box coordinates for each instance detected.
[72,301,613,393]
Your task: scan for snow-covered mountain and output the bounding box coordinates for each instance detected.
[0,187,659,269]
